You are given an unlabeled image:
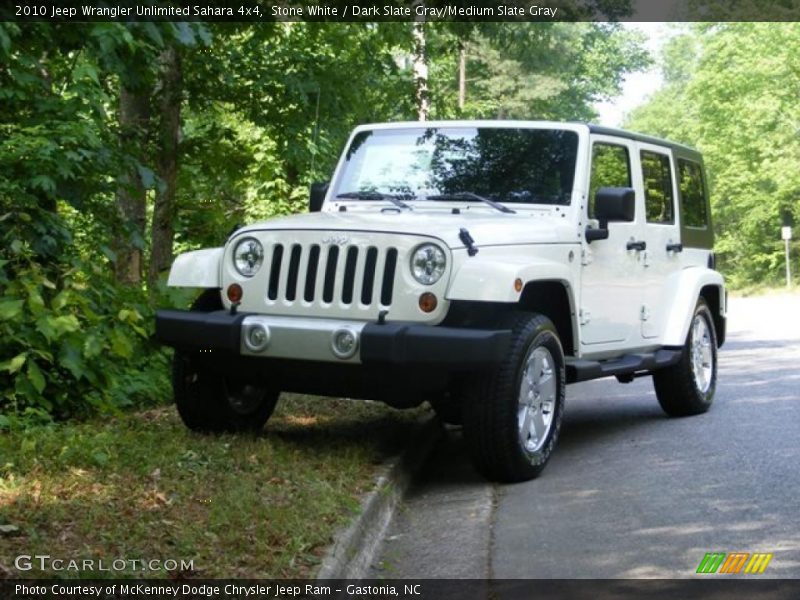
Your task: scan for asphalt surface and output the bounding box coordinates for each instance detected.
[370,293,800,579]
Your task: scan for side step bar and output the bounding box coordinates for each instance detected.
[565,348,682,384]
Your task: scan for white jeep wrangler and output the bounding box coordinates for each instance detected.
[156,121,726,482]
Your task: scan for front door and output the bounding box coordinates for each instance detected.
[580,136,645,348]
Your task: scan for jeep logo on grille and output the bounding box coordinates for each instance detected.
[322,235,350,246]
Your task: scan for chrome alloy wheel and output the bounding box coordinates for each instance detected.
[691,314,714,394]
[518,346,557,455]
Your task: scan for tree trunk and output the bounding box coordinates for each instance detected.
[458,40,466,111]
[115,86,150,285]
[148,46,182,287]
[411,3,429,121]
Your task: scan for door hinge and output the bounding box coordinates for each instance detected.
[580,309,591,326]
[640,305,650,321]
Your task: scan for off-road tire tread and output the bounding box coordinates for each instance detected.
[653,299,717,417]
[462,312,565,483]
[172,289,278,433]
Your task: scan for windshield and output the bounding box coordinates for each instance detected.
[332,127,579,206]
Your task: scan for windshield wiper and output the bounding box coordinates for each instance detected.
[336,191,413,211]
[426,191,515,214]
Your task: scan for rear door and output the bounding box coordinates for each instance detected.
[636,143,682,339]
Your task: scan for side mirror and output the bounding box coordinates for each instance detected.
[586,187,635,243]
[595,187,635,222]
[309,181,329,212]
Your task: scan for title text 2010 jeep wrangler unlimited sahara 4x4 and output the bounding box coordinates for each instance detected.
[156,121,726,482]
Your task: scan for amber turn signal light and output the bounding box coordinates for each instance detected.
[227,283,243,303]
[419,292,438,313]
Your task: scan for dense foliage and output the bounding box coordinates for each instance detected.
[0,20,648,422]
[626,23,800,289]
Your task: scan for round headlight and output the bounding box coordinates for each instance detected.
[233,237,264,277]
[410,243,446,285]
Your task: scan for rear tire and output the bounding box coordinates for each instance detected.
[171,289,279,433]
[653,299,718,417]
[462,312,565,483]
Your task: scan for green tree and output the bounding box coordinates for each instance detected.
[423,22,650,121]
[627,23,800,288]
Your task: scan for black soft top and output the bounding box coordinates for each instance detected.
[587,124,702,161]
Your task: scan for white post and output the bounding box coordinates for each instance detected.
[782,226,792,288]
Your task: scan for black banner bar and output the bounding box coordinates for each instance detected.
[3,579,800,600]
[1,0,800,22]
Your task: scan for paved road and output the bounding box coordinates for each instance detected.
[371,293,800,579]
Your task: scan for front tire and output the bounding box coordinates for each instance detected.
[653,299,718,417]
[463,312,566,483]
[171,289,279,433]
[173,353,279,433]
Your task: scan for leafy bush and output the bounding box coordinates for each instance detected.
[0,207,170,426]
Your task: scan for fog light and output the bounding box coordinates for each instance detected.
[331,328,359,359]
[244,323,270,352]
[419,292,438,313]
[227,283,243,303]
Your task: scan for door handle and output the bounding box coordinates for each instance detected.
[666,242,683,253]
[626,240,646,251]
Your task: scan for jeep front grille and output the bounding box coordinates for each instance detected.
[265,243,398,307]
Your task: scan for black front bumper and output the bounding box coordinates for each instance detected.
[155,309,510,367]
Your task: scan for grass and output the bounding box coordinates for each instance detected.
[0,394,428,579]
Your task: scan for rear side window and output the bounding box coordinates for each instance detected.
[678,159,708,228]
[640,151,675,224]
[589,143,631,219]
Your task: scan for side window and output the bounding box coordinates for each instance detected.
[640,150,675,224]
[678,159,708,228]
[589,143,631,218]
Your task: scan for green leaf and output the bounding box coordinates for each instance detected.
[52,290,70,311]
[51,315,81,336]
[110,329,133,358]
[118,308,142,323]
[30,175,56,194]
[0,299,24,320]
[73,61,100,85]
[35,316,56,342]
[27,360,46,393]
[0,25,11,55]
[26,288,45,316]
[83,334,104,358]
[0,353,26,374]
[59,342,86,380]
